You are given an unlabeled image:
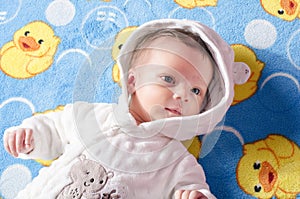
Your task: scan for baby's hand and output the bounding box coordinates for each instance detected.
[175,190,208,199]
[3,128,34,157]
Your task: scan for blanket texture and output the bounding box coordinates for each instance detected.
[0,0,300,199]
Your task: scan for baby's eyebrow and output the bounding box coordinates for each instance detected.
[189,75,208,87]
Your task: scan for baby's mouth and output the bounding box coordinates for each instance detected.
[165,107,182,116]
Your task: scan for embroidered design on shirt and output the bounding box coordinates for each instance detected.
[102,189,121,199]
[57,155,116,199]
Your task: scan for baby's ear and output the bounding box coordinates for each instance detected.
[233,62,251,85]
[127,70,136,94]
[107,171,114,179]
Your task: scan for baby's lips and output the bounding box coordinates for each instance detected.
[165,107,182,116]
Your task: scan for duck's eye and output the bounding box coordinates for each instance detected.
[38,39,44,44]
[253,161,261,170]
[161,76,175,84]
[85,171,90,175]
[24,31,30,36]
[278,9,284,15]
[254,184,262,192]
[191,88,201,95]
[118,44,123,50]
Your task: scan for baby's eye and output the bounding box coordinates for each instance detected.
[191,88,201,95]
[161,75,175,84]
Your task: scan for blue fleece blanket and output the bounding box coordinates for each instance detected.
[0,1,299,199]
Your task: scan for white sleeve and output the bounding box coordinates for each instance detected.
[175,154,217,199]
[4,103,78,160]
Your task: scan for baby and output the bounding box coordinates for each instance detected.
[3,19,250,199]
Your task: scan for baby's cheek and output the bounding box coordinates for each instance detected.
[186,98,202,115]
[148,104,167,120]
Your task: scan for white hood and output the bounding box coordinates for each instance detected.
[113,19,250,141]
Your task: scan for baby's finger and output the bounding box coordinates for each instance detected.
[174,190,183,199]
[189,191,207,199]
[24,129,34,153]
[15,130,25,154]
[24,129,33,146]
[181,190,191,199]
[7,132,18,157]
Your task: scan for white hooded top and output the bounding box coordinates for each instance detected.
[115,18,250,141]
[5,19,250,199]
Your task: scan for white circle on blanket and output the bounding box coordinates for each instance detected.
[287,29,300,70]
[258,73,300,112]
[168,7,216,29]
[0,164,32,199]
[81,6,128,49]
[45,0,76,26]
[0,0,22,25]
[244,19,277,49]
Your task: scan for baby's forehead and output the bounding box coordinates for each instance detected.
[133,50,213,85]
[132,36,209,64]
[141,35,205,52]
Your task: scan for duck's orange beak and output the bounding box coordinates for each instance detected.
[259,161,278,192]
[281,0,298,15]
[18,36,40,52]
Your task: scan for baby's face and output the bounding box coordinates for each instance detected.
[128,39,213,124]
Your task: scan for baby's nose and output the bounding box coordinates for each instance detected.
[173,87,188,102]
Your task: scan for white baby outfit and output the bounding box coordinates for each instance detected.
[5,19,250,199]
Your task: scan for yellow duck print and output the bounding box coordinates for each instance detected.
[236,134,300,199]
[112,26,202,159]
[112,26,138,85]
[0,21,60,79]
[231,44,264,105]
[174,0,218,9]
[182,136,202,159]
[260,0,300,21]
